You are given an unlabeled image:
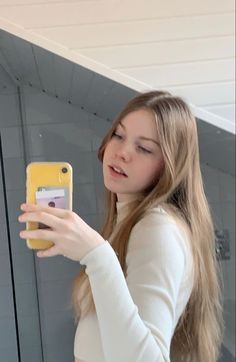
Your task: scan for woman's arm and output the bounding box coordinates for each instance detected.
[80,215,193,362]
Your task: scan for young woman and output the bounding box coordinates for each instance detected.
[18,91,223,362]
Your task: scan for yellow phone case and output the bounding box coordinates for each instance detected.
[26,162,73,250]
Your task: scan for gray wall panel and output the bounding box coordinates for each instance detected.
[0,132,19,362]
[0,90,43,362]
[0,73,234,362]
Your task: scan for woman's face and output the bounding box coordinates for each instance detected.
[103,108,165,202]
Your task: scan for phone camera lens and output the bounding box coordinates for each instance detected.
[62,167,68,174]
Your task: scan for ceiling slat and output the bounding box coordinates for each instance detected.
[0,0,100,5]
[0,1,234,130]
[0,0,234,29]
[205,104,235,123]
[35,13,234,49]
[76,36,234,69]
[122,59,235,88]
[169,81,235,106]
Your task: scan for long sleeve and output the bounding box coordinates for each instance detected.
[80,211,193,362]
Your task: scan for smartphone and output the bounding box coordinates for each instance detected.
[26,162,73,250]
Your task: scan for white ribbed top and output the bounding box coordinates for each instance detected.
[74,200,194,362]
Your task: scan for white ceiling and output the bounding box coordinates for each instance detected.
[0,29,235,176]
[0,0,235,175]
[0,0,235,133]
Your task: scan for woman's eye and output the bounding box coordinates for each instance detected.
[111,133,152,154]
[112,132,123,139]
[138,146,152,154]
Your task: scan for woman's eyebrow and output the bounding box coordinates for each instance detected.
[119,122,160,146]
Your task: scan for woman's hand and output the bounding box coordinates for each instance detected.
[18,203,106,261]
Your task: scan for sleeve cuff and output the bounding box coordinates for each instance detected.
[80,241,119,272]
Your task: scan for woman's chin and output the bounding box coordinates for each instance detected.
[104,179,125,194]
[105,183,121,193]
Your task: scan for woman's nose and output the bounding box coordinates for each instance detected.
[115,144,132,161]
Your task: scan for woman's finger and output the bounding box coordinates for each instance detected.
[37,246,60,258]
[19,211,65,230]
[21,203,70,219]
[19,228,56,241]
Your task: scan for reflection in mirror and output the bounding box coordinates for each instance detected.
[0,27,235,362]
[0,27,137,362]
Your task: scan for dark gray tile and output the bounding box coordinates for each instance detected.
[201,163,221,203]
[95,182,106,215]
[3,158,25,190]
[90,113,110,151]
[26,122,92,157]
[42,310,75,346]
[0,286,14,317]
[44,341,74,362]
[0,93,21,127]
[39,279,74,313]
[18,315,41,348]
[222,202,235,233]
[92,151,104,184]
[20,345,43,362]
[12,252,35,284]
[73,183,97,215]
[15,282,39,316]
[0,346,18,362]
[0,191,7,224]
[1,127,24,158]
[84,213,103,233]
[0,316,17,349]
[0,254,12,286]
[209,202,223,230]
[37,255,80,282]
[0,165,3,191]
[219,172,235,203]
[219,344,235,362]
[24,87,89,126]
[9,221,31,254]
[0,222,8,254]
[6,188,25,222]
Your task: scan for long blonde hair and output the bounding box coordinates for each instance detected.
[72,91,224,362]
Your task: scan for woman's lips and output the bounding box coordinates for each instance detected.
[109,164,127,175]
[109,166,128,178]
